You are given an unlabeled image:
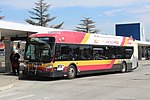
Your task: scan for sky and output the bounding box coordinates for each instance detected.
[0,0,150,40]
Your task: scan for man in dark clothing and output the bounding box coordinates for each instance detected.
[10,51,20,75]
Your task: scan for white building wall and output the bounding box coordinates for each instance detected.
[140,24,146,41]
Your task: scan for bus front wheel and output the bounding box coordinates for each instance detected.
[121,62,127,73]
[67,65,76,79]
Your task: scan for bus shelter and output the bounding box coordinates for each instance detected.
[0,20,61,72]
[135,40,150,60]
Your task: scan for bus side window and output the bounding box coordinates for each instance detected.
[68,50,76,60]
[61,45,70,60]
[80,46,92,60]
[55,44,62,60]
[104,46,116,59]
[93,47,104,60]
[55,44,70,61]
[125,48,133,59]
[116,47,125,59]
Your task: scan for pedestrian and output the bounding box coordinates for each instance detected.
[10,50,20,75]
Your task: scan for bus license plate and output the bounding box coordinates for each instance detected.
[57,66,64,71]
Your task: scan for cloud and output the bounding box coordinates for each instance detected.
[0,0,150,9]
[50,0,150,8]
[104,9,124,16]
[129,4,150,14]
[123,4,150,24]
[0,0,150,38]
[0,0,35,9]
[103,2,150,17]
[139,14,150,24]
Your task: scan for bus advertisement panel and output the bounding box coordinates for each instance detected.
[22,31,138,79]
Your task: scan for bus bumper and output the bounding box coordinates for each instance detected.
[22,69,67,78]
[132,62,139,70]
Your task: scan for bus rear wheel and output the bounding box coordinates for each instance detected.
[67,65,76,79]
[121,62,127,73]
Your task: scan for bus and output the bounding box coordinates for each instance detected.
[22,31,138,79]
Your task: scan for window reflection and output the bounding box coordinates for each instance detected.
[55,44,133,61]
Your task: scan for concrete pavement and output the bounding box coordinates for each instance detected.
[0,60,150,91]
[138,60,150,66]
[0,73,18,91]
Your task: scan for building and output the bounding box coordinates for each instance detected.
[116,23,150,60]
[0,20,66,72]
[116,23,145,41]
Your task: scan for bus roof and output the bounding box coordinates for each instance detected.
[30,31,134,46]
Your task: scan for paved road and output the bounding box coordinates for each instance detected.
[0,63,150,100]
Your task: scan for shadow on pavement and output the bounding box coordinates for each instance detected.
[18,75,65,81]
[0,72,19,78]
[76,71,121,79]
[0,70,123,81]
[18,71,121,82]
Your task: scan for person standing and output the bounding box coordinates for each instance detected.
[10,50,20,75]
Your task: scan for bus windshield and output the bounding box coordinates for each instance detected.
[25,37,55,63]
